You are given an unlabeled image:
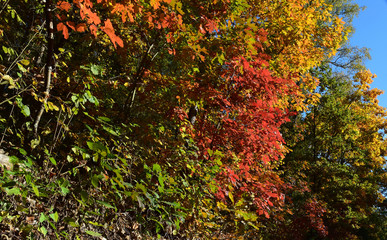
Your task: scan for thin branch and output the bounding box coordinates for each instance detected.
[5,21,46,75]
[0,104,14,147]
[0,84,33,106]
[0,0,10,15]
[50,105,62,153]
[34,0,54,137]
[34,66,52,137]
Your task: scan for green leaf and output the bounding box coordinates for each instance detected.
[5,187,21,195]
[247,222,260,230]
[31,183,39,197]
[228,191,234,204]
[49,157,57,165]
[30,138,40,149]
[102,125,119,136]
[17,62,27,73]
[153,163,161,173]
[25,174,32,184]
[15,98,30,117]
[235,210,258,221]
[67,155,73,162]
[136,183,147,193]
[60,186,70,196]
[85,230,102,237]
[158,175,165,188]
[39,213,48,223]
[21,104,30,117]
[88,221,104,227]
[39,226,48,236]
[87,141,107,153]
[9,155,19,164]
[64,217,79,227]
[2,46,8,54]
[50,212,59,222]
[98,116,111,122]
[91,175,100,188]
[90,64,100,75]
[96,200,115,209]
[19,148,27,156]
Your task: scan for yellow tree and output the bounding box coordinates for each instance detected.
[255,0,347,111]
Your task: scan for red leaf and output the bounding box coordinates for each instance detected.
[243,59,249,70]
[216,188,225,200]
[267,192,278,198]
[199,25,206,34]
[206,19,218,32]
[262,155,269,164]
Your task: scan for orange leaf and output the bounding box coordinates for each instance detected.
[82,7,101,25]
[57,1,71,12]
[90,24,98,37]
[56,14,67,21]
[76,23,86,32]
[57,22,69,39]
[66,21,76,31]
[102,19,124,49]
[150,0,161,9]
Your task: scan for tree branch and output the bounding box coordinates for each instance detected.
[34,0,54,137]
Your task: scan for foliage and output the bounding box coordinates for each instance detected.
[0,0,385,239]
[278,65,387,239]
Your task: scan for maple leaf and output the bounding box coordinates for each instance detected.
[80,7,101,25]
[102,19,124,49]
[206,19,218,33]
[150,0,161,9]
[57,22,69,39]
[66,21,76,31]
[76,23,87,32]
[57,1,72,12]
[90,24,98,37]
[56,14,67,21]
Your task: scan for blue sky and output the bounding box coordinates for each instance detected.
[351,0,387,107]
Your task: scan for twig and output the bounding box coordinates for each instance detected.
[0,104,14,147]
[0,0,10,15]
[49,104,62,153]
[0,84,33,106]
[33,66,52,137]
[5,21,46,75]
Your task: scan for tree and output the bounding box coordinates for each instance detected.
[278,65,387,239]
[0,0,360,239]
